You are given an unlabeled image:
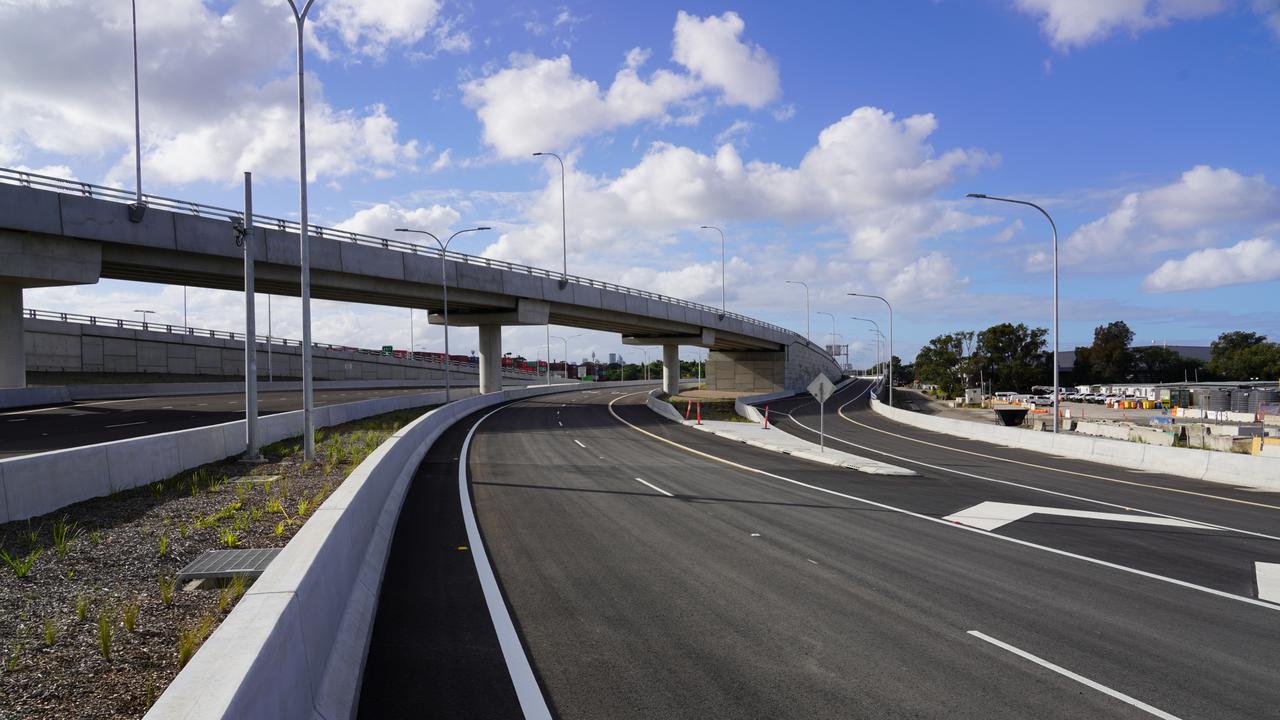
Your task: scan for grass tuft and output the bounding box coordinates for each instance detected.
[177,616,215,669]
[218,528,241,549]
[123,599,140,632]
[51,515,81,557]
[1,547,42,578]
[75,595,90,621]
[159,577,176,606]
[217,575,246,614]
[97,607,115,660]
[42,618,57,647]
[157,534,169,557]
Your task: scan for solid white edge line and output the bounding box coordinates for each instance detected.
[606,392,1280,613]
[966,630,1183,720]
[830,384,1280,513]
[774,395,1280,543]
[460,405,554,720]
[634,477,674,497]
[103,421,147,429]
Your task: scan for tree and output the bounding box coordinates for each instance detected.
[973,322,1048,393]
[1088,321,1135,382]
[1131,346,1202,383]
[1208,331,1280,380]
[1070,345,1095,385]
[913,333,972,397]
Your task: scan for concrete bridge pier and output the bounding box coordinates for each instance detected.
[477,324,503,394]
[662,344,680,396]
[0,283,23,388]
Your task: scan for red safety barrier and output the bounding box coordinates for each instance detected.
[696,402,702,425]
[763,405,770,430]
[685,401,692,420]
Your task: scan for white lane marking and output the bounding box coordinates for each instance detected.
[606,392,1280,613]
[945,501,1216,532]
[806,559,819,565]
[777,408,1280,543]
[460,406,554,720]
[826,386,1280,512]
[750,533,761,537]
[634,477,674,497]
[1258,562,1280,604]
[161,406,173,409]
[557,421,563,427]
[967,631,1183,720]
[573,439,586,448]
[0,395,157,416]
[104,421,147,429]
[7,418,27,422]
[196,403,208,407]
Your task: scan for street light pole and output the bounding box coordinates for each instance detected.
[785,280,810,342]
[127,0,145,223]
[640,347,650,381]
[286,0,317,460]
[550,334,582,380]
[545,325,552,385]
[395,226,491,403]
[849,293,894,406]
[134,308,154,330]
[532,152,568,288]
[849,316,882,374]
[700,225,727,319]
[816,311,836,355]
[967,193,1059,432]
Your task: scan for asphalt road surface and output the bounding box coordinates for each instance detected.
[0,387,443,458]
[361,384,1280,719]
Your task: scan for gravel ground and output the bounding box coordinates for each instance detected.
[0,406,432,719]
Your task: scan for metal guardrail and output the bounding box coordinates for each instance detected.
[22,308,537,375]
[0,166,798,339]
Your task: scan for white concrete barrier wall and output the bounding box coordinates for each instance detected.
[870,399,1280,490]
[146,380,657,720]
[647,389,687,423]
[0,387,488,524]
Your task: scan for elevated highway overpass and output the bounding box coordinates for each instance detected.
[0,168,839,395]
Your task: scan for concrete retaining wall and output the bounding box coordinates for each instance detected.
[24,317,534,383]
[0,386,501,524]
[705,341,842,395]
[871,399,1280,491]
[646,388,687,423]
[145,380,655,720]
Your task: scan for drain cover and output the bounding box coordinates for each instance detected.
[177,548,281,581]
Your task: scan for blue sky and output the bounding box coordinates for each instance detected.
[3,0,1279,367]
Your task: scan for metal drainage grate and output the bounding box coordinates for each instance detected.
[177,548,282,582]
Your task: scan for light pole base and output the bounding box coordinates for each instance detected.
[127,203,147,223]
[240,453,267,464]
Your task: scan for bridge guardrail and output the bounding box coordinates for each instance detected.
[2,167,800,340]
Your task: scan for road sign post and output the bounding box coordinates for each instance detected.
[807,374,836,453]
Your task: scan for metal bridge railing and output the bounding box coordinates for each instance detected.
[1,167,798,339]
[22,308,537,375]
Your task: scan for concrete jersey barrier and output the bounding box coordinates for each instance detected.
[145,380,656,720]
[0,386,499,524]
[870,399,1280,491]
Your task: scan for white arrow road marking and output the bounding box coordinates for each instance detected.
[1258,562,1280,604]
[944,501,1216,532]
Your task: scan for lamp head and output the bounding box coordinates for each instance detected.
[966,193,987,199]
[394,227,409,232]
[532,152,544,157]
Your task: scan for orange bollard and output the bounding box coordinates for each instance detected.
[763,405,770,430]
[696,402,702,425]
[685,401,692,420]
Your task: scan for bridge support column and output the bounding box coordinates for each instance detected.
[478,324,503,394]
[0,284,22,389]
[662,344,679,396]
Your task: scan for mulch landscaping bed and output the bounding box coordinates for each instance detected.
[0,406,432,719]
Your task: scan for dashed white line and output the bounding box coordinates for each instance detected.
[104,421,147,429]
[967,631,1182,720]
[573,439,586,448]
[633,477,674,497]
[7,418,27,422]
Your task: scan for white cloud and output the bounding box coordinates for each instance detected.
[462,10,782,158]
[461,52,699,158]
[430,148,453,172]
[1142,237,1280,291]
[1015,0,1230,49]
[0,0,420,186]
[671,11,780,108]
[1039,165,1280,268]
[333,203,463,241]
[714,120,754,146]
[317,0,446,59]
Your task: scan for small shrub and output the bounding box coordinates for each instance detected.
[150,482,164,499]
[265,498,283,515]
[157,535,169,557]
[159,577,176,606]
[177,524,190,539]
[26,520,39,545]
[296,498,311,517]
[88,530,101,546]
[123,599,140,632]
[75,595,89,621]
[65,568,74,580]
[177,616,215,669]
[42,618,57,647]
[97,608,115,660]
[274,521,286,537]
[219,528,240,549]
[1,547,42,578]
[51,515,80,557]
